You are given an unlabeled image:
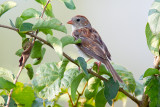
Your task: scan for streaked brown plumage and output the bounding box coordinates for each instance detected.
[67,15,123,83]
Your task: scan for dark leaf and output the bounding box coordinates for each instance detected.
[103,78,119,106]
[30,41,43,59]
[33,48,46,65]
[60,0,76,10]
[9,19,15,28]
[77,57,88,76]
[15,17,23,28]
[19,23,33,33]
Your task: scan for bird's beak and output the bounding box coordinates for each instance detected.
[67,20,73,24]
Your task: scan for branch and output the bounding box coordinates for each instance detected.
[4,0,51,106]
[0,24,141,106]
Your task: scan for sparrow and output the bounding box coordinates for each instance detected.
[67,15,123,83]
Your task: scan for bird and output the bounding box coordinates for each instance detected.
[67,15,123,83]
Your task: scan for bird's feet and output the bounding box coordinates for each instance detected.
[95,61,101,73]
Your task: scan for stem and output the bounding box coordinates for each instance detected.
[67,92,74,107]
[74,82,88,107]
[6,66,23,107]
[4,0,51,106]
[0,24,141,106]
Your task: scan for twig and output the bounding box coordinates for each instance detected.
[6,66,23,107]
[74,82,88,107]
[0,24,141,106]
[67,92,74,107]
[4,0,51,106]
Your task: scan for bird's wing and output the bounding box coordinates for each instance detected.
[73,27,111,60]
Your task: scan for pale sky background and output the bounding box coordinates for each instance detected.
[0,0,154,106]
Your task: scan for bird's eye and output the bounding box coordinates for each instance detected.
[76,19,80,22]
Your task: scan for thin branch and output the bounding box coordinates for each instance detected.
[4,0,51,106]
[67,92,74,107]
[0,24,141,106]
[6,66,23,107]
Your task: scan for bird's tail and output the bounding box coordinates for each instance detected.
[104,60,123,83]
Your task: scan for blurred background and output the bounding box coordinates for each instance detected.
[0,0,154,106]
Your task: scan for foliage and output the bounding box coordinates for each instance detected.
[0,0,160,107]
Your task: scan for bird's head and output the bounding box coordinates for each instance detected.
[67,15,91,29]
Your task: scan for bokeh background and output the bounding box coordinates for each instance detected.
[0,0,154,106]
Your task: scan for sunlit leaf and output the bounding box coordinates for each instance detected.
[95,88,107,107]
[25,64,34,80]
[0,77,15,91]
[145,23,160,56]
[85,77,100,99]
[20,8,41,20]
[12,82,35,107]
[0,67,14,82]
[35,0,47,5]
[45,3,54,18]
[143,68,160,78]
[148,1,160,34]
[39,29,53,35]
[32,18,67,33]
[71,73,85,101]
[46,34,63,60]
[15,17,23,28]
[60,36,81,47]
[15,48,24,57]
[0,1,16,17]
[145,76,160,107]
[0,96,5,106]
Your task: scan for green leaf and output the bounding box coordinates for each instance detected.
[33,48,46,65]
[2,95,17,107]
[32,98,54,107]
[0,1,16,17]
[19,23,33,33]
[60,0,76,10]
[103,78,119,106]
[143,68,160,78]
[0,67,14,82]
[32,18,67,33]
[95,88,107,107]
[60,36,81,47]
[31,41,43,59]
[25,64,34,80]
[134,82,144,100]
[85,77,100,99]
[15,48,24,57]
[9,19,15,28]
[35,0,47,5]
[12,82,35,107]
[145,23,160,56]
[0,96,5,106]
[145,76,160,107]
[59,58,69,79]
[71,73,85,101]
[148,1,160,34]
[77,57,88,76]
[112,63,136,93]
[93,63,111,76]
[15,17,23,28]
[20,8,41,21]
[32,62,80,100]
[46,34,63,60]
[0,77,15,91]
[39,29,53,35]
[45,3,54,18]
